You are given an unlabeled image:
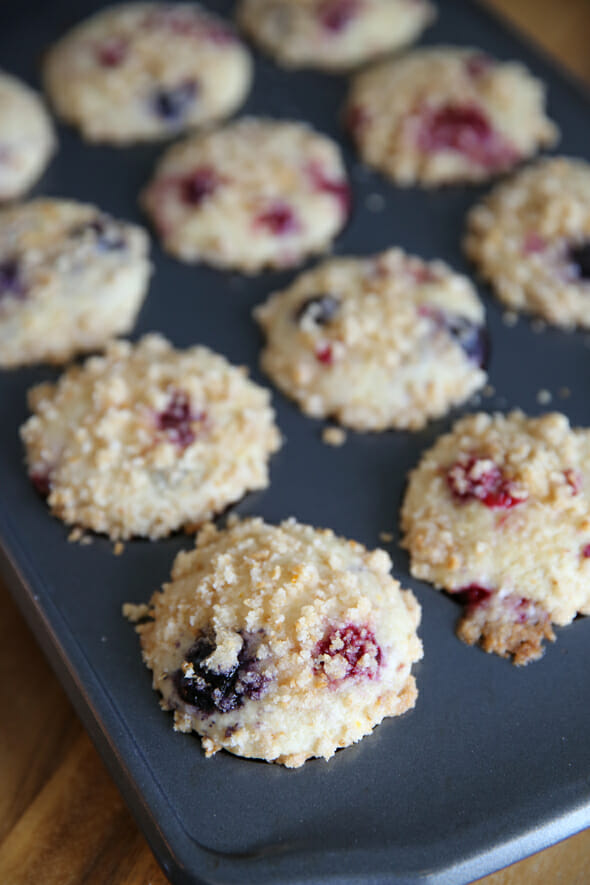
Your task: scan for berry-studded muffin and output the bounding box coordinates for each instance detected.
[401,411,590,664]
[20,335,281,539]
[345,47,558,186]
[465,157,590,328]
[43,2,252,144]
[0,71,56,201]
[126,516,423,766]
[141,117,350,272]
[236,0,435,71]
[254,248,487,430]
[0,199,150,368]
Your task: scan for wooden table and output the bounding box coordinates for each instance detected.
[2,2,590,882]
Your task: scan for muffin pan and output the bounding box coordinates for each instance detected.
[2,1,590,883]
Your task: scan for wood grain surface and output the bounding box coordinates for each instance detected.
[2,2,590,883]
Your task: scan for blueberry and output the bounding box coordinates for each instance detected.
[568,242,590,280]
[295,294,340,326]
[152,81,198,122]
[174,628,268,715]
[0,258,25,301]
[445,315,489,368]
[70,216,126,251]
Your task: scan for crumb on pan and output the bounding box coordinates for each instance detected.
[122,602,151,623]
[322,426,347,446]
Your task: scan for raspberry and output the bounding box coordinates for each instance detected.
[307,161,351,217]
[446,455,525,509]
[465,53,493,78]
[30,471,51,497]
[254,203,300,236]
[315,343,334,365]
[314,624,382,682]
[318,0,361,32]
[96,38,128,67]
[417,103,519,169]
[157,389,203,448]
[451,584,492,608]
[180,167,219,206]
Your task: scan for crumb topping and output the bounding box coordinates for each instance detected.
[131,516,423,765]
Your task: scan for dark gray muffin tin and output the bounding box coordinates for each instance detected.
[2,1,590,883]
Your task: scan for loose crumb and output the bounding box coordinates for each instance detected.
[502,310,519,327]
[559,387,571,399]
[122,602,151,623]
[379,532,394,543]
[322,426,347,447]
[537,389,552,405]
[68,526,92,545]
[183,521,203,535]
[113,540,125,556]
